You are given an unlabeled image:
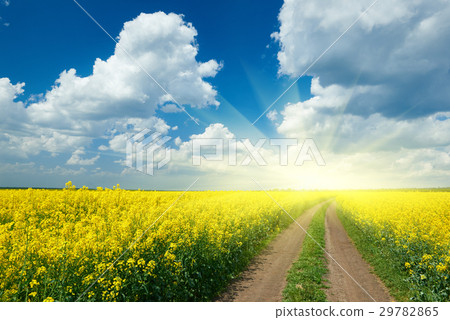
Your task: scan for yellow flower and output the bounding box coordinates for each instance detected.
[137,258,146,267]
[436,264,447,273]
[43,297,54,302]
[422,254,433,262]
[4,186,449,301]
[36,266,47,275]
[29,279,39,289]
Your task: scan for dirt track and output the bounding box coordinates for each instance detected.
[217,202,327,302]
[324,202,393,302]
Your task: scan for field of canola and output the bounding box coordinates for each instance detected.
[1,185,449,302]
[337,191,450,301]
[0,183,328,302]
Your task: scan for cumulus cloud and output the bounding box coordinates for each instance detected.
[267,0,450,187]
[266,110,278,122]
[103,117,170,154]
[160,103,182,113]
[2,119,449,189]
[27,12,220,127]
[277,78,450,153]
[66,148,100,166]
[26,12,220,129]
[165,123,323,174]
[0,12,221,160]
[136,122,450,189]
[168,123,236,171]
[0,78,27,130]
[4,132,91,156]
[272,77,450,188]
[273,0,450,118]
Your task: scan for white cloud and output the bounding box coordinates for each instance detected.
[270,77,450,187]
[198,60,222,78]
[168,123,235,168]
[108,134,128,154]
[0,78,27,130]
[103,116,170,154]
[27,12,221,128]
[266,110,278,122]
[2,120,449,189]
[166,123,301,174]
[277,78,450,153]
[4,132,91,156]
[189,123,235,140]
[0,162,35,175]
[27,12,220,128]
[142,122,450,189]
[273,0,450,117]
[267,0,450,187]
[66,148,100,166]
[0,12,220,159]
[160,103,182,113]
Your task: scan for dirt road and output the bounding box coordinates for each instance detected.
[217,201,327,302]
[324,203,393,302]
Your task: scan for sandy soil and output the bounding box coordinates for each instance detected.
[324,202,393,302]
[217,202,327,302]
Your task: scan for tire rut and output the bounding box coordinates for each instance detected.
[325,202,393,302]
[217,201,328,302]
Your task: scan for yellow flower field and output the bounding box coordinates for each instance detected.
[337,191,450,301]
[0,183,328,302]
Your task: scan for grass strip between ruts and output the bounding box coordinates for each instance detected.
[282,202,330,302]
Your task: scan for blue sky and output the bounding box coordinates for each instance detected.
[0,0,309,132]
[1,0,450,190]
